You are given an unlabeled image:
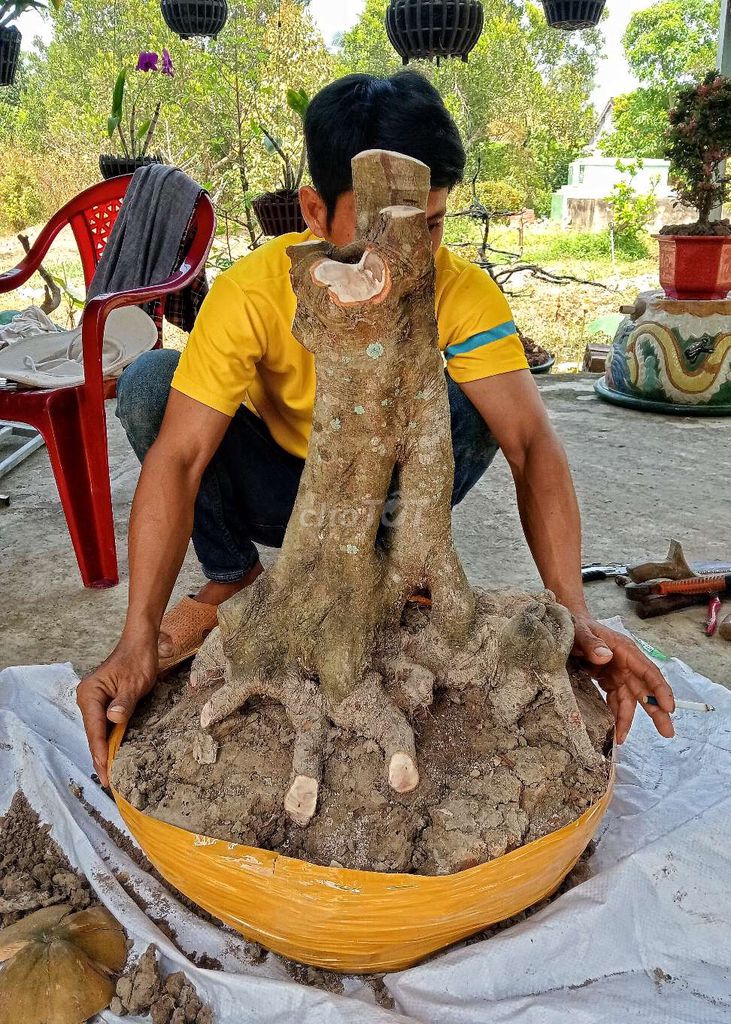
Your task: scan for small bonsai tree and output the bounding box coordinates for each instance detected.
[256,87,310,194]
[663,71,731,236]
[0,1,61,29]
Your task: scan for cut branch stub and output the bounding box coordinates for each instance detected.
[310,248,391,307]
[352,149,431,236]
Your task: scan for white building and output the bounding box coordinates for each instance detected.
[551,157,676,231]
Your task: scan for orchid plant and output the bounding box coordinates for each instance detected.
[107,49,174,160]
[0,1,62,30]
[256,87,310,192]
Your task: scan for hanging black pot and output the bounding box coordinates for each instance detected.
[542,1,606,30]
[386,0,484,65]
[0,27,21,87]
[160,0,229,40]
[253,189,307,238]
[99,154,165,180]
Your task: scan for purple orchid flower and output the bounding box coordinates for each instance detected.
[136,51,159,73]
[161,48,174,77]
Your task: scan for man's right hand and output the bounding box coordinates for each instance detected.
[76,636,158,788]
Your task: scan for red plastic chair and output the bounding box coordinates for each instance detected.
[0,175,216,589]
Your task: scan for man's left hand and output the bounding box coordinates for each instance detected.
[571,613,676,744]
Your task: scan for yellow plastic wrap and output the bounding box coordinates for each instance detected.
[109,725,614,974]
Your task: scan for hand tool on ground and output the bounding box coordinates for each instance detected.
[581,563,630,582]
[705,596,722,637]
[625,574,731,602]
[644,696,716,713]
[622,540,731,585]
[633,593,712,619]
[582,550,731,585]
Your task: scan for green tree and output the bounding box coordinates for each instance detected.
[623,0,720,90]
[338,0,602,215]
[600,0,720,158]
[0,0,333,226]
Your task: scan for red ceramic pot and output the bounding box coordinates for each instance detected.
[656,234,731,300]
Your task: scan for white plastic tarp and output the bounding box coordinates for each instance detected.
[1,619,729,1023]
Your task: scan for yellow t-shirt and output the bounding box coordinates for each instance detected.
[172,231,528,459]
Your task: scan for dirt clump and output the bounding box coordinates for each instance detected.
[0,791,95,926]
[111,647,612,876]
[112,943,214,1023]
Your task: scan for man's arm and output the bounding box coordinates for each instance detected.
[76,390,232,785]
[461,369,675,743]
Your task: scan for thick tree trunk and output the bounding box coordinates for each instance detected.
[192,151,602,827]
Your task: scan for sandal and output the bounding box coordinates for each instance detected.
[158,596,219,674]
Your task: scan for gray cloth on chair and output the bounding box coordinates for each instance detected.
[87,164,208,332]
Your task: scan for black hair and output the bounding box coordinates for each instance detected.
[304,71,466,221]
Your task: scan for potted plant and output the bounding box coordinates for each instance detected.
[0,1,61,86]
[160,0,228,40]
[252,87,309,238]
[542,1,605,30]
[658,71,731,300]
[100,49,175,180]
[385,0,484,65]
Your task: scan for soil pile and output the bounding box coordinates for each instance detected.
[0,791,95,926]
[112,944,213,1023]
[112,652,613,876]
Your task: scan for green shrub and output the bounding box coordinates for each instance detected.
[449,179,526,216]
[528,229,651,263]
[0,165,44,231]
[0,151,97,232]
[607,161,659,250]
[528,231,611,261]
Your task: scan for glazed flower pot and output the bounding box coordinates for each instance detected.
[596,291,731,415]
[657,235,731,300]
[160,0,229,40]
[253,189,307,237]
[99,154,164,180]
[542,1,605,30]
[0,26,21,87]
[386,0,484,65]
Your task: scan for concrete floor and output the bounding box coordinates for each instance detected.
[1,374,729,688]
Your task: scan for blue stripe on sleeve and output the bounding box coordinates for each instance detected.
[444,321,518,361]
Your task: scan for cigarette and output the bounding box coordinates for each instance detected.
[644,696,716,713]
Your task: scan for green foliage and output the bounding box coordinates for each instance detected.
[666,71,731,224]
[600,0,720,159]
[449,179,526,215]
[257,86,309,190]
[0,162,43,229]
[607,160,659,250]
[286,87,309,120]
[0,0,600,230]
[0,1,62,30]
[623,0,720,90]
[529,231,613,262]
[337,0,602,211]
[599,89,670,159]
[530,229,651,263]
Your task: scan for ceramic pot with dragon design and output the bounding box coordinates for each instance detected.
[596,291,731,415]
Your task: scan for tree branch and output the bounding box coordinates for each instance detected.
[488,263,612,290]
[17,234,62,314]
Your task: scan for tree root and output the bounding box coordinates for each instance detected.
[191,587,603,828]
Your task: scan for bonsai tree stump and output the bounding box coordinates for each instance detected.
[192,150,602,827]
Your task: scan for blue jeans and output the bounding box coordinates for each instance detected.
[116,349,499,583]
